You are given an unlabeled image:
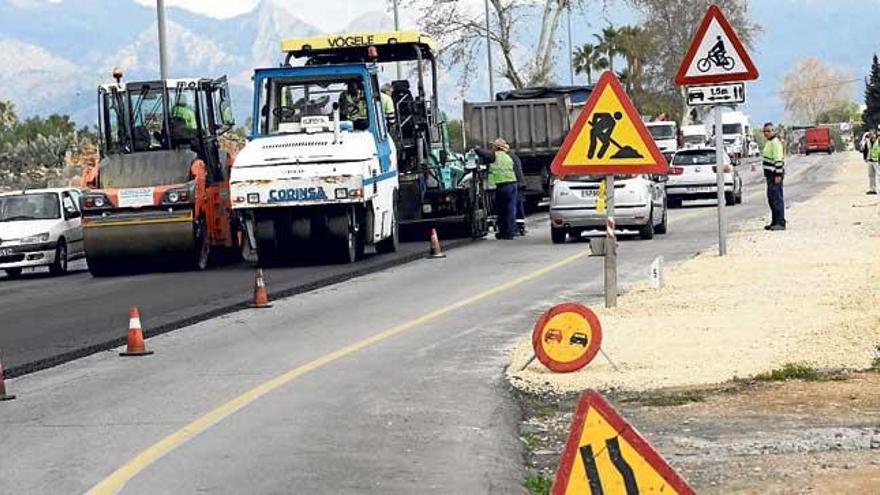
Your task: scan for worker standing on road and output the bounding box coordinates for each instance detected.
[762,123,786,231]
[474,138,518,240]
[380,83,396,124]
[508,146,528,236]
[864,129,878,195]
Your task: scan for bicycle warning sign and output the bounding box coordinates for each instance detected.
[675,4,758,85]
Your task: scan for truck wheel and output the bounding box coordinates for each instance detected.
[655,206,668,234]
[551,226,567,244]
[329,214,358,264]
[638,210,655,240]
[4,268,22,279]
[49,240,68,276]
[375,205,399,254]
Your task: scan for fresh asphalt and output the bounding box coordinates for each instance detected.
[0,154,836,493]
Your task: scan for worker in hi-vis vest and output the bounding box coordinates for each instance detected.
[762,123,786,231]
[475,138,519,240]
[170,94,197,130]
[380,83,396,124]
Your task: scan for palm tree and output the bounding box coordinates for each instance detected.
[594,25,621,73]
[616,25,654,94]
[572,43,608,85]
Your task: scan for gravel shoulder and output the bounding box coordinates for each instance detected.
[508,151,880,394]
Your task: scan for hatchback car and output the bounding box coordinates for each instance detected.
[666,148,742,208]
[0,188,85,278]
[549,174,667,243]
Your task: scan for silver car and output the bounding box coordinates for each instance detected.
[549,174,668,243]
[666,148,742,208]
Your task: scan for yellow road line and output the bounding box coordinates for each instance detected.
[87,249,591,494]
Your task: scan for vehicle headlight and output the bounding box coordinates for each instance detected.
[94,197,105,208]
[21,233,50,244]
[162,188,191,204]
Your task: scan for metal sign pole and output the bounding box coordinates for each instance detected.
[604,174,617,308]
[156,0,168,80]
[714,105,727,256]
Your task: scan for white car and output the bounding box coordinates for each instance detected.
[666,148,742,208]
[549,174,667,242]
[0,188,85,278]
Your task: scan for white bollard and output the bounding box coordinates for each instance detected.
[650,256,664,289]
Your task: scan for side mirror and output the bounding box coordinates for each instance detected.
[652,174,669,183]
[65,206,81,219]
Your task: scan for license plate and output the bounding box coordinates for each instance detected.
[0,248,11,256]
[686,186,713,193]
[579,190,599,198]
[118,187,155,208]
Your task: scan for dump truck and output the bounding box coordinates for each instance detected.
[463,86,592,210]
[80,72,238,275]
[230,31,489,266]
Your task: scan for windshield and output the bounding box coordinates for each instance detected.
[722,123,743,135]
[0,193,60,221]
[259,76,372,136]
[102,84,198,154]
[648,125,676,140]
[673,151,717,166]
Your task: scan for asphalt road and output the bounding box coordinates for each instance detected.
[0,230,472,376]
[0,153,837,494]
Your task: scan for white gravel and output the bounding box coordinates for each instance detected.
[508,152,880,393]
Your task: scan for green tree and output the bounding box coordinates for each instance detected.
[572,43,607,85]
[445,119,465,153]
[862,54,880,130]
[616,25,654,96]
[0,100,17,130]
[594,25,621,72]
[816,100,861,125]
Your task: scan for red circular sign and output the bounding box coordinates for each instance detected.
[531,302,602,373]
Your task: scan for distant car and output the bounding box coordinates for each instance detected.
[805,127,833,155]
[550,174,668,243]
[544,329,563,343]
[666,148,742,208]
[569,332,589,347]
[0,188,84,279]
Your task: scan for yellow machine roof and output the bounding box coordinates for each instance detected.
[281,30,436,54]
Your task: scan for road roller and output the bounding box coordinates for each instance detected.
[80,70,239,276]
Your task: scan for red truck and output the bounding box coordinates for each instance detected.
[804,127,833,155]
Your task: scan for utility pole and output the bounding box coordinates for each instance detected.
[567,4,574,85]
[156,0,168,80]
[484,0,495,99]
[393,0,402,80]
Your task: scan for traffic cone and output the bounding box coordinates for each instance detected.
[0,354,15,401]
[120,306,153,357]
[428,228,446,259]
[250,268,273,308]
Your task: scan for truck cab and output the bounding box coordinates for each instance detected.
[645,120,679,163]
[231,64,398,264]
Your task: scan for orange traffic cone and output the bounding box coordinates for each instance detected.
[0,354,15,401]
[428,228,446,259]
[120,306,153,357]
[250,268,273,308]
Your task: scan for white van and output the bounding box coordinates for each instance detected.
[681,124,709,149]
[0,188,84,278]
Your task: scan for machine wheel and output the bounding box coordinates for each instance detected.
[192,219,210,271]
[329,213,358,264]
[375,204,399,254]
[49,240,68,276]
[87,258,116,277]
[655,205,668,235]
[551,226,567,244]
[4,268,22,279]
[638,210,655,240]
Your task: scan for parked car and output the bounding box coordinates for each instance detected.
[549,174,667,243]
[0,188,84,278]
[666,148,742,208]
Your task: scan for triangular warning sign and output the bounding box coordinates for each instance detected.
[552,390,694,495]
[550,71,667,176]
[675,4,758,85]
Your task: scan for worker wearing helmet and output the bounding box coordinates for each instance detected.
[170,93,197,130]
[474,138,518,240]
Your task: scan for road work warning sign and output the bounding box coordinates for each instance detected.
[552,390,695,495]
[550,71,667,176]
[532,303,602,373]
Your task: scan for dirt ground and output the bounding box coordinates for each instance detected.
[511,152,880,493]
[519,371,880,494]
[508,151,880,394]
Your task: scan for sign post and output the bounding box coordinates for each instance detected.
[676,4,759,257]
[550,71,667,308]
